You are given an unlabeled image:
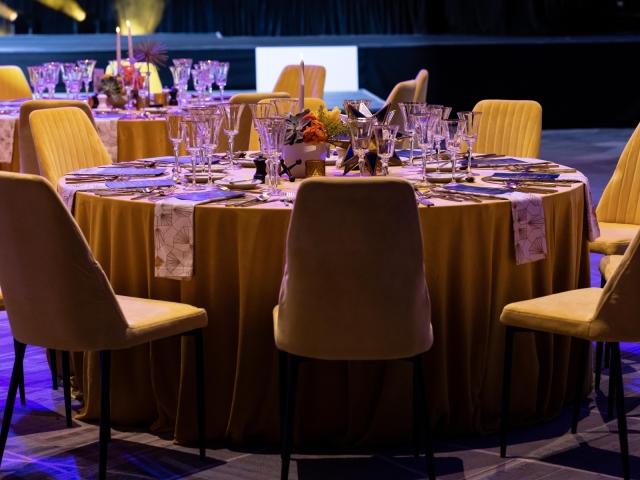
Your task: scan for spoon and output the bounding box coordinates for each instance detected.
[230,191,271,207]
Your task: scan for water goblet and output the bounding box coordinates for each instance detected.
[398,102,427,168]
[343,99,373,118]
[443,119,466,186]
[173,58,193,69]
[373,124,399,176]
[27,66,46,99]
[257,117,287,195]
[270,98,298,117]
[457,111,483,176]
[77,59,96,95]
[66,67,84,100]
[214,62,229,102]
[61,63,76,98]
[347,117,376,177]
[182,118,204,191]
[412,114,438,184]
[199,60,218,100]
[121,65,139,117]
[431,120,445,173]
[219,103,245,170]
[200,112,223,188]
[166,112,185,182]
[248,103,273,154]
[43,62,62,99]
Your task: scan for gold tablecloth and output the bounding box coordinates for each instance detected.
[68,168,591,446]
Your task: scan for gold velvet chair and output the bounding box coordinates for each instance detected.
[0,66,32,101]
[216,92,290,154]
[29,107,111,186]
[0,171,208,480]
[20,100,96,175]
[274,177,436,480]
[499,228,640,480]
[413,69,429,102]
[385,79,418,130]
[273,65,326,100]
[472,99,542,158]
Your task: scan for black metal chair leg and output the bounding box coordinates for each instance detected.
[595,342,603,390]
[49,348,58,390]
[278,349,288,458]
[0,340,26,465]
[413,355,436,480]
[604,342,611,368]
[14,339,25,405]
[281,354,299,480]
[412,358,421,458]
[193,329,206,461]
[500,326,515,458]
[99,350,111,480]
[571,339,590,434]
[611,343,630,480]
[61,351,72,427]
[609,350,616,419]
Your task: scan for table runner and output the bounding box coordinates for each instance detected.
[0,116,16,164]
[95,117,119,161]
[560,173,600,241]
[59,182,105,212]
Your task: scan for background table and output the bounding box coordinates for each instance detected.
[65,166,591,446]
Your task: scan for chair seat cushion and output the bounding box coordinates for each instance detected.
[599,255,624,282]
[116,295,208,348]
[500,288,603,339]
[589,222,640,255]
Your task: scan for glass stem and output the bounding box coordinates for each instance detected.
[467,142,473,175]
[173,144,181,182]
[409,136,414,166]
[451,151,457,183]
[190,152,198,189]
[435,144,441,173]
[220,86,224,102]
[228,135,235,168]
[358,154,366,177]
[422,152,427,182]
[207,151,213,187]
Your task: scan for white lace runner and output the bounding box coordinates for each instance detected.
[95,118,118,162]
[0,117,16,164]
[505,192,547,265]
[560,173,600,242]
[154,198,200,280]
[58,182,104,212]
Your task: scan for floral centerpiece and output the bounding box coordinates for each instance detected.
[98,74,126,108]
[282,109,330,178]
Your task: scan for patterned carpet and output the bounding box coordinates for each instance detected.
[0,128,637,479]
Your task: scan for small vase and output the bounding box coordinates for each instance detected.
[107,94,127,109]
[282,142,327,179]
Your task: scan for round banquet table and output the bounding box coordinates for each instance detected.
[61,163,592,447]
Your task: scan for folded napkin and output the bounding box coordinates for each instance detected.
[152,156,194,165]
[74,167,167,176]
[0,116,16,164]
[154,189,243,280]
[444,184,547,265]
[559,173,600,242]
[105,178,175,189]
[460,158,549,168]
[490,172,560,181]
[59,182,105,212]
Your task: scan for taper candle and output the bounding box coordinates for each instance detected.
[298,54,305,113]
[126,20,133,64]
[116,27,122,74]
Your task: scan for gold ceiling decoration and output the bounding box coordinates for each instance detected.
[0,2,18,21]
[35,0,86,21]
[116,0,165,35]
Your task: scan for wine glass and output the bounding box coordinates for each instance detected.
[270,99,298,117]
[398,102,427,168]
[199,60,218,100]
[200,111,224,188]
[121,65,138,118]
[77,59,96,96]
[219,103,245,170]
[257,117,287,194]
[191,66,208,103]
[457,111,483,176]
[343,99,373,118]
[412,114,438,184]
[61,63,76,99]
[42,63,62,99]
[27,66,46,99]
[173,58,193,69]
[347,117,375,177]
[166,112,185,182]
[66,67,84,100]
[443,119,466,186]
[431,119,445,173]
[214,62,229,102]
[373,124,399,176]
[182,118,204,191]
[248,103,273,155]
[170,66,187,107]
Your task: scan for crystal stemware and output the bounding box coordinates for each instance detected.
[457,111,483,176]
[182,118,204,191]
[270,99,298,117]
[214,62,229,102]
[443,119,466,186]
[347,117,376,177]
[219,103,245,170]
[199,60,218,100]
[257,117,287,194]
[77,59,96,96]
[121,65,138,118]
[412,114,438,184]
[191,65,208,103]
[27,66,46,100]
[61,63,76,99]
[166,112,185,182]
[42,63,62,99]
[173,58,193,69]
[398,102,427,168]
[431,120,445,173]
[66,66,84,100]
[343,99,373,118]
[373,124,399,176]
[248,103,273,155]
[200,111,224,188]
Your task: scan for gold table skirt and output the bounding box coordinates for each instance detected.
[70,176,591,447]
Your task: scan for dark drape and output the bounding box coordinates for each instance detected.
[6,0,619,36]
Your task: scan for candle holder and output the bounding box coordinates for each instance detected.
[305,160,325,177]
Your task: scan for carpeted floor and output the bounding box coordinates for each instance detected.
[0,128,637,479]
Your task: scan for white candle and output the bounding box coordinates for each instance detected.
[298,54,305,113]
[126,20,133,64]
[116,27,121,74]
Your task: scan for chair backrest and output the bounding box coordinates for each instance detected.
[413,69,428,102]
[217,92,290,153]
[0,66,31,101]
[384,79,418,130]
[596,123,640,225]
[0,288,4,311]
[594,229,640,341]
[275,177,433,360]
[471,99,542,158]
[0,172,128,351]
[20,100,96,175]
[29,107,112,186]
[105,62,163,94]
[247,97,327,151]
[273,65,326,99]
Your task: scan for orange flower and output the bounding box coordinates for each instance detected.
[303,118,328,143]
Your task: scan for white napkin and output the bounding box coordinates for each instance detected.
[0,116,16,164]
[502,192,547,265]
[94,117,119,162]
[58,182,104,212]
[559,173,600,242]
